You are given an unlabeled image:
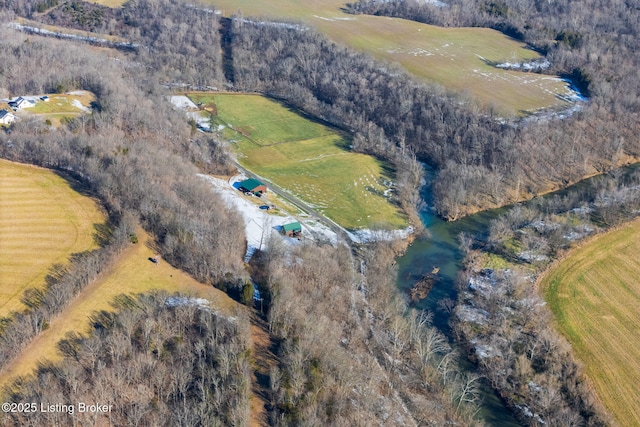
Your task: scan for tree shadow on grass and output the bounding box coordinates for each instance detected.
[93,223,112,247]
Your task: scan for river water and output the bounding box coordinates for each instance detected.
[396,163,640,425]
[396,175,518,426]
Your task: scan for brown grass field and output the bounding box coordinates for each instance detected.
[0,229,239,390]
[541,219,640,427]
[0,159,105,317]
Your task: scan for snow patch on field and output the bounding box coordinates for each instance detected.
[238,19,307,31]
[199,174,338,261]
[170,95,198,110]
[165,296,211,310]
[348,226,414,244]
[72,99,90,112]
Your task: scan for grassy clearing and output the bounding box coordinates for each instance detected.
[0,159,105,317]
[192,94,332,145]
[200,0,570,116]
[8,91,95,127]
[540,219,640,427]
[30,93,93,115]
[189,93,407,230]
[0,229,238,389]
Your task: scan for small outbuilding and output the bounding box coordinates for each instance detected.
[282,221,302,237]
[0,110,15,125]
[239,178,267,195]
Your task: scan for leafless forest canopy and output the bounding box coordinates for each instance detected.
[0,0,639,424]
[2,292,252,426]
[0,3,477,425]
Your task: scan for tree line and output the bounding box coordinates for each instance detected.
[2,292,251,426]
[453,167,640,425]
[228,15,640,219]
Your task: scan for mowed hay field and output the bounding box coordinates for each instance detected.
[0,229,238,389]
[203,0,572,116]
[0,159,105,317]
[190,93,407,230]
[540,219,640,427]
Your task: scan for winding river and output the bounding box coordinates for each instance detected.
[396,171,517,426]
[396,163,640,425]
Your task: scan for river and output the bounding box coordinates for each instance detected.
[397,163,640,425]
[396,171,518,426]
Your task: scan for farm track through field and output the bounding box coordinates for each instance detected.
[234,163,353,245]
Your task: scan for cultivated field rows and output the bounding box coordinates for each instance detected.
[542,219,640,427]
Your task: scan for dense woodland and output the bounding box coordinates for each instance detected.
[250,239,484,425]
[0,6,476,425]
[2,292,251,426]
[2,0,640,424]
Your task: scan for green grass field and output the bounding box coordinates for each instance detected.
[87,0,573,115]
[11,91,95,127]
[204,0,571,116]
[0,229,238,389]
[29,94,91,115]
[0,159,105,318]
[540,219,640,427]
[189,94,407,230]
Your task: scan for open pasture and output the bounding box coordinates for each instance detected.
[203,0,573,116]
[30,92,93,115]
[190,93,332,145]
[6,91,95,127]
[0,159,105,318]
[0,229,238,389]
[541,219,640,427]
[190,94,407,230]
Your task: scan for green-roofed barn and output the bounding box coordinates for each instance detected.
[282,221,302,237]
[239,178,267,195]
